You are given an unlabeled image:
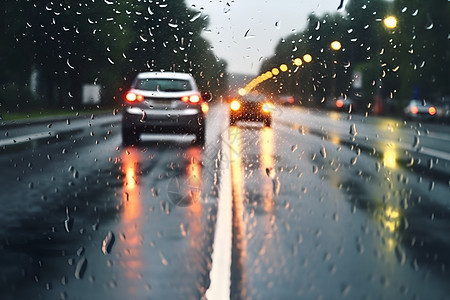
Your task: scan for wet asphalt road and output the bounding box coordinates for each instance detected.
[0,105,449,300]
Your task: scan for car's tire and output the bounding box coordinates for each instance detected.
[122,125,139,146]
[263,118,271,127]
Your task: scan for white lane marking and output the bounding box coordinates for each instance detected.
[0,131,54,147]
[206,128,232,300]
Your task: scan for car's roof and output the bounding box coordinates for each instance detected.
[136,72,195,80]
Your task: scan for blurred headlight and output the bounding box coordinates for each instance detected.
[262,103,273,113]
[230,100,241,111]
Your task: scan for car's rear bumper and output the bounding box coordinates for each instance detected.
[123,106,204,133]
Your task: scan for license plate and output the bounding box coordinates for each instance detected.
[145,100,172,107]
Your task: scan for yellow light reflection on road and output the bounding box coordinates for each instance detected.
[229,126,248,298]
[383,145,397,168]
[260,127,275,212]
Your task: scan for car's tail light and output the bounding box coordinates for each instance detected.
[410,106,419,114]
[230,100,240,111]
[201,103,209,114]
[336,99,344,108]
[126,92,144,102]
[181,95,200,103]
[428,106,437,115]
[262,103,273,113]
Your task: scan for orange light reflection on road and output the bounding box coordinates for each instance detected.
[186,147,203,206]
[185,147,204,258]
[229,126,248,298]
[120,148,144,284]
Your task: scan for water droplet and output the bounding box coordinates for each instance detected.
[413,135,420,148]
[244,29,254,39]
[74,257,87,279]
[66,59,75,69]
[190,12,201,22]
[275,21,280,29]
[351,157,358,165]
[139,35,148,42]
[168,22,178,28]
[429,181,435,191]
[395,245,406,265]
[291,144,298,152]
[159,251,169,266]
[102,231,115,254]
[312,165,319,174]
[147,6,154,15]
[320,145,327,158]
[349,123,357,136]
[273,177,281,195]
[341,283,351,296]
[77,247,85,257]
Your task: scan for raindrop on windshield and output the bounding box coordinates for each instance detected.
[102,231,115,254]
[74,257,87,279]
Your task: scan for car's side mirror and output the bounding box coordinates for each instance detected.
[202,91,212,102]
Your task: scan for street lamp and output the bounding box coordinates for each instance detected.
[303,54,313,63]
[280,64,288,72]
[383,16,398,29]
[330,40,342,51]
[293,58,302,66]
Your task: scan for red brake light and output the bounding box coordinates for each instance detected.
[189,95,200,103]
[181,95,200,103]
[126,92,143,102]
[428,106,437,115]
[410,106,419,114]
[336,99,344,108]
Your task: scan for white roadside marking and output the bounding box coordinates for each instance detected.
[206,127,232,300]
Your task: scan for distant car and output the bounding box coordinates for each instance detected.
[278,95,295,106]
[403,99,437,121]
[327,97,356,112]
[122,72,209,145]
[229,93,273,127]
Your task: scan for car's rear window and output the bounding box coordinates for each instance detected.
[135,78,192,92]
[241,94,267,102]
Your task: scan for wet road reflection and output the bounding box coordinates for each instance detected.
[229,126,248,300]
[120,147,144,294]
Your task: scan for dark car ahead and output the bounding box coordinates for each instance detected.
[403,99,437,121]
[229,93,273,127]
[122,72,209,145]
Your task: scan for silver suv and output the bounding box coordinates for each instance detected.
[122,72,209,145]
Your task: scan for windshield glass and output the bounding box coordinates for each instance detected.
[1,0,449,299]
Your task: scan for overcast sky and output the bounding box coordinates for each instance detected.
[185,0,347,75]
